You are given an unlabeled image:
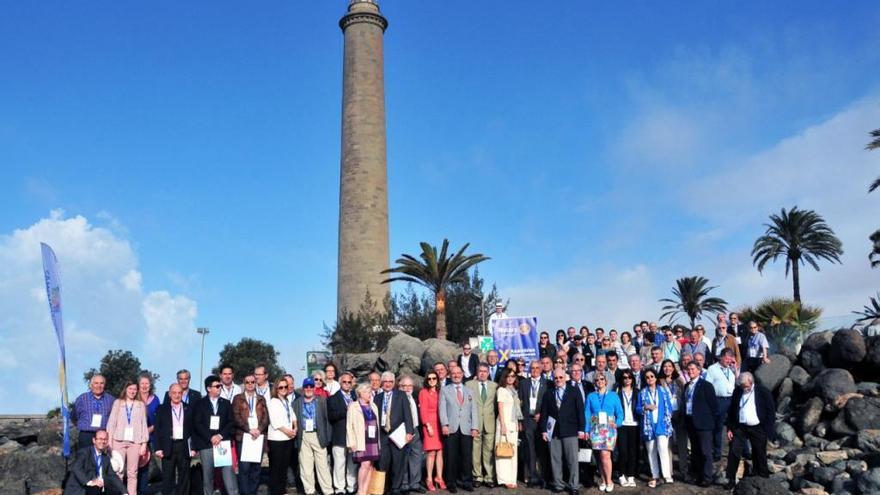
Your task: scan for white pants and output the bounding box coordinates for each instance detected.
[646,436,672,480]
[332,445,357,493]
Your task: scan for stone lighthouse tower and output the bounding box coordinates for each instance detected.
[337,0,390,314]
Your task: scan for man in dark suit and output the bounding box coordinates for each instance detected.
[457,343,479,381]
[192,374,239,495]
[683,362,718,487]
[540,370,586,495]
[66,429,128,495]
[154,384,195,495]
[327,372,358,495]
[374,371,415,495]
[568,364,596,488]
[518,360,549,487]
[724,372,775,490]
[486,350,502,383]
[163,369,202,406]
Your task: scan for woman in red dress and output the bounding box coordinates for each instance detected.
[419,371,446,492]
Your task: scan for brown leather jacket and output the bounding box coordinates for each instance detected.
[231,392,270,446]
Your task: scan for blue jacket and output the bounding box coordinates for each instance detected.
[584,391,624,434]
[636,386,673,440]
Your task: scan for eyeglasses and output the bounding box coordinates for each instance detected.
[595,377,606,382]
[276,385,288,390]
[381,380,394,384]
[555,360,564,364]
[314,378,323,382]
[210,384,221,388]
[427,377,438,381]
[341,380,353,384]
[623,377,632,381]
[540,336,549,340]
[554,376,566,380]
[244,380,255,384]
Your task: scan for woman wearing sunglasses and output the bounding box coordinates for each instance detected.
[585,374,624,492]
[267,377,297,495]
[637,369,674,487]
[419,372,446,491]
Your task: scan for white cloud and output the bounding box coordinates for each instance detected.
[0,211,198,413]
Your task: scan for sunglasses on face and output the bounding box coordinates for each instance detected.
[427,377,438,381]
[244,380,255,384]
[341,380,352,384]
[554,376,565,380]
[277,385,288,390]
[210,384,221,388]
[314,378,323,382]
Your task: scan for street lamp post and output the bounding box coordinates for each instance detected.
[196,327,210,386]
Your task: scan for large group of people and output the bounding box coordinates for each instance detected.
[66,312,777,495]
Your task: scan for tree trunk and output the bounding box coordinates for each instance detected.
[792,259,801,303]
[435,289,448,340]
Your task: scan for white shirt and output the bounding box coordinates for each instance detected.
[701,335,713,349]
[324,380,341,396]
[460,354,472,378]
[705,363,736,398]
[487,311,508,333]
[268,397,297,441]
[738,389,760,426]
[407,393,419,427]
[220,383,242,402]
[255,384,271,398]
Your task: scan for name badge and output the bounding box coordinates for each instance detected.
[123,426,134,442]
[591,358,596,366]
[598,412,608,425]
[305,418,315,432]
[380,414,386,427]
[209,415,220,430]
[367,425,376,438]
[529,397,537,413]
[248,417,258,430]
[622,418,638,426]
[91,414,102,428]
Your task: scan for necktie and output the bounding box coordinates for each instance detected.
[384,394,392,432]
[456,385,464,405]
[481,383,487,402]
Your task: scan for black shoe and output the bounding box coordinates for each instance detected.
[473,481,481,488]
[569,490,579,495]
[724,482,736,490]
[447,486,458,494]
[698,480,712,487]
[461,485,474,492]
[412,488,426,494]
[549,487,562,494]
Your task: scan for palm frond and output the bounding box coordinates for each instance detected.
[854,292,880,322]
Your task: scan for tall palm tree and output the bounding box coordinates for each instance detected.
[868,129,879,266]
[659,276,728,329]
[751,207,843,303]
[381,239,489,340]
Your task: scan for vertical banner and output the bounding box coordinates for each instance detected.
[40,243,70,458]
[491,316,539,365]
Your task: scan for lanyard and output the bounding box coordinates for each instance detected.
[531,380,539,398]
[94,449,103,477]
[687,343,698,355]
[622,390,632,410]
[598,392,607,411]
[740,390,753,409]
[210,399,218,415]
[555,387,565,406]
[282,398,291,422]
[172,404,183,423]
[92,395,104,413]
[248,395,255,416]
[124,402,133,425]
[648,388,658,406]
[182,392,189,404]
[687,378,699,402]
[303,400,315,420]
[343,392,353,407]
[222,385,235,401]
[722,367,733,383]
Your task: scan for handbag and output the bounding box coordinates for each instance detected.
[495,435,514,459]
[368,468,386,495]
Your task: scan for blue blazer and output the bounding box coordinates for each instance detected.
[584,391,624,434]
[636,386,674,440]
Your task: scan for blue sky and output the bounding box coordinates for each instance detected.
[2,1,879,412]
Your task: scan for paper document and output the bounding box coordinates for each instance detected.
[213,440,233,467]
[240,435,264,463]
[389,424,409,448]
[546,416,556,438]
[578,447,592,463]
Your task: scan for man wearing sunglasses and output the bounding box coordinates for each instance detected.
[328,372,358,495]
[232,374,269,495]
[192,375,239,495]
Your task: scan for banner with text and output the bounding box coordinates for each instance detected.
[41,242,70,457]
[491,316,539,365]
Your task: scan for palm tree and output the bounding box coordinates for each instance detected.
[868,129,880,266]
[854,292,880,323]
[659,276,728,329]
[739,297,821,352]
[871,230,880,268]
[381,239,489,340]
[867,128,880,152]
[751,207,843,303]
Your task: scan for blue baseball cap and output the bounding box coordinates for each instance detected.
[302,378,316,388]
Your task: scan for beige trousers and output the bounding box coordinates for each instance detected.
[299,432,333,495]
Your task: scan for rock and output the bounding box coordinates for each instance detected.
[339,352,380,375]
[810,466,841,486]
[800,350,826,375]
[847,459,869,476]
[864,336,880,369]
[756,354,792,392]
[825,440,842,451]
[831,413,856,438]
[804,434,829,449]
[380,333,426,373]
[778,377,794,399]
[810,369,857,404]
[829,329,867,367]
[789,365,811,389]
[814,421,830,438]
[396,353,422,374]
[420,338,460,375]
[799,488,828,495]
[775,422,799,446]
[796,397,825,437]
[803,330,834,354]
[0,443,66,494]
[0,442,19,454]
[817,450,848,465]
[857,381,880,397]
[857,430,880,454]
[785,447,818,466]
[777,396,792,415]
[831,392,863,411]
[845,396,880,430]
[769,448,788,460]
[735,475,791,495]
[857,467,880,494]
